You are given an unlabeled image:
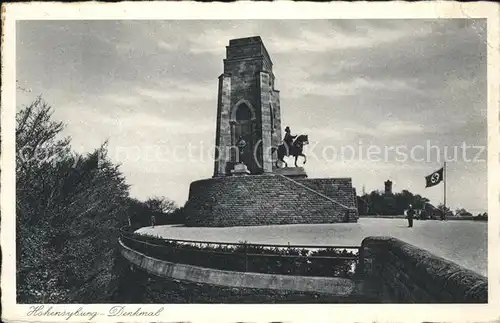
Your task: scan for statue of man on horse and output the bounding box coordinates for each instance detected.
[274,126,309,168]
[283,126,296,153]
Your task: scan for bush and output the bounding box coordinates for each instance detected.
[121,230,358,278]
[474,212,488,221]
[16,98,130,303]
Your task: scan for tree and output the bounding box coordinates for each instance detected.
[412,194,430,209]
[168,205,187,224]
[437,204,454,217]
[125,197,154,229]
[358,188,432,216]
[16,97,130,303]
[144,196,176,214]
[455,208,472,217]
[474,212,488,221]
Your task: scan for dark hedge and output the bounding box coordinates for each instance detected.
[121,231,359,278]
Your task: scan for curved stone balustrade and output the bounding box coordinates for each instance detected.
[119,234,488,303]
[359,236,488,303]
[119,238,363,297]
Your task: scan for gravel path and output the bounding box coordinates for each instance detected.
[137,218,487,276]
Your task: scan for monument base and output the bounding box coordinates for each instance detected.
[184,175,359,227]
[231,163,251,176]
[273,166,308,179]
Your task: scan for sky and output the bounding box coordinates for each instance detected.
[16,19,488,213]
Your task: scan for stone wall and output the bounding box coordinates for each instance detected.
[297,178,358,216]
[184,174,358,227]
[359,237,487,303]
[227,36,273,73]
[119,239,366,298]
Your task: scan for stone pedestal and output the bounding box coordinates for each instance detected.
[273,167,308,179]
[231,163,251,176]
[185,175,359,227]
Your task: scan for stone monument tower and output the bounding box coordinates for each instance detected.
[184,36,359,227]
[213,36,282,177]
[384,180,393,195]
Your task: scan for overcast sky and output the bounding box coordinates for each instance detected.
[17,19,488,213]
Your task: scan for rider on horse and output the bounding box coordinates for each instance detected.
[274,126,309,168]
[283,126,296,155]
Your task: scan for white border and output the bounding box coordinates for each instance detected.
[2,2,499,322]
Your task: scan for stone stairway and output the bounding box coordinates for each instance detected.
[278,174,357,211]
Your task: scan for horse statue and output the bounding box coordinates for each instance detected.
[274,134,309,168]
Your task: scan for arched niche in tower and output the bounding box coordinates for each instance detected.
[229,100,256,166]
[230,99,256,122]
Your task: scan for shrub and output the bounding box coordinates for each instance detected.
[16,97,130,303]
[474,213,488,221]
[120,230,358,278]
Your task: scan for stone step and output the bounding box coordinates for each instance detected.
[272,166,308,178]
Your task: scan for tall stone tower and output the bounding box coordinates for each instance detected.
[213,36,282,177]
[384,180,393,195]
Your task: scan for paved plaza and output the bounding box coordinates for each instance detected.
[138,218,487,276]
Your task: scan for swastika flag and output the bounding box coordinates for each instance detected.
[425,167,444,188]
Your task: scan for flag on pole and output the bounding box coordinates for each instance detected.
[425,167,444,188]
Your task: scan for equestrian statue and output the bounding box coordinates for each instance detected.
[274,126,309,168]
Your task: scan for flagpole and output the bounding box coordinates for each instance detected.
[444,161,447,217]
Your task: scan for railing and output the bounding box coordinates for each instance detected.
[119,227,361,278]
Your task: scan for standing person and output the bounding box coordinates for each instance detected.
[407,204,415,228]
[440,208,446,221]
[151,215,156,228]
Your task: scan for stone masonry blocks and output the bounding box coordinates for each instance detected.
[360,236,487,303]
[214,37,279,176]
[214,74,232,177]
[260,72,273,172]
[185,175,358,227]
